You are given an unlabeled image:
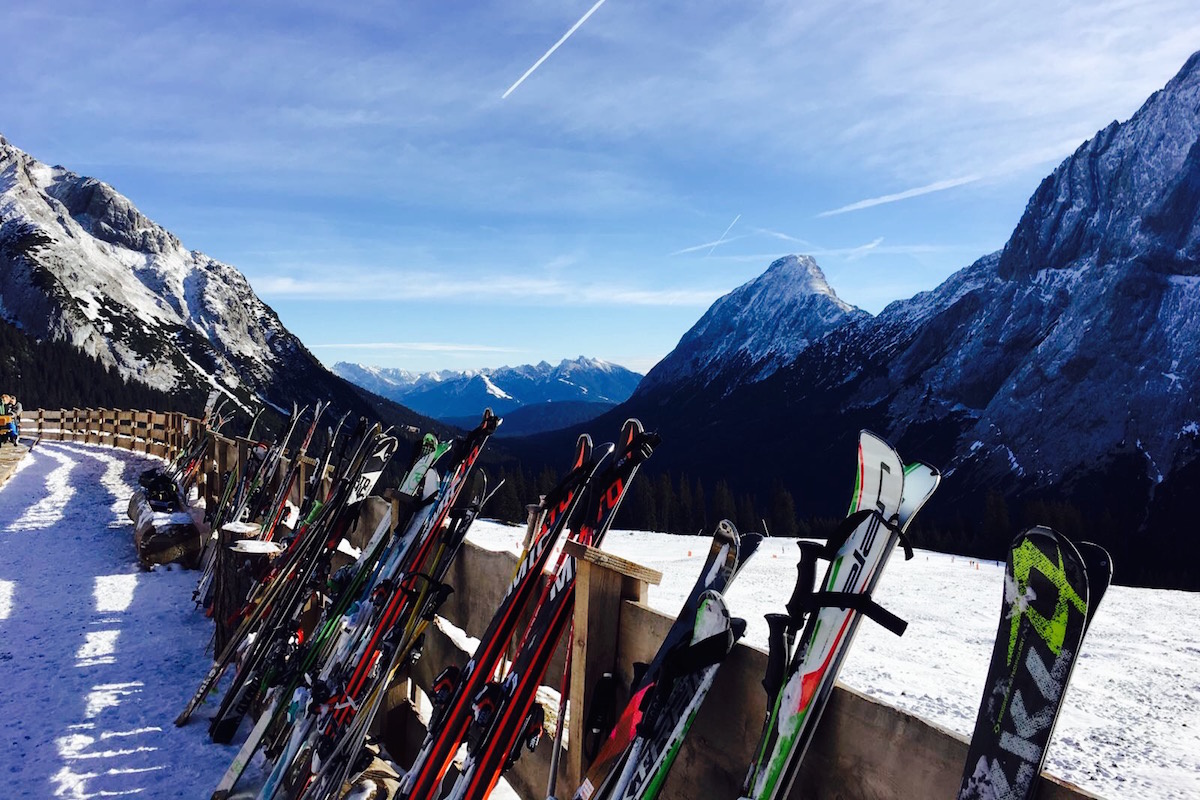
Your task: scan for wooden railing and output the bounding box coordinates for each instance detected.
[20,407,198,461]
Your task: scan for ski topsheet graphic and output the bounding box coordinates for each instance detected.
[957,527,1111,800]
[739,431,939,800]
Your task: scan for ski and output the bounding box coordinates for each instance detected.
[738,431,939,800]
[606,590,745,800]
[955,527,1111,800]
[174,424,386,729]
[208,433,457,799]
[446,419,660,800]
[206,429,401,743]
[397,432,617,800]
[572,520,761,800]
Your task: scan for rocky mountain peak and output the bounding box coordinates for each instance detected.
[635,253,866,397]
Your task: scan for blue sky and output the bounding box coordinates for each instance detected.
[4,1,1199,374]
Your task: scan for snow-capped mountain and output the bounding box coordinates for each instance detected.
[333,357,643,421]
[0,135,427,428]
[523,51,1200,589]
[633,254,865,401]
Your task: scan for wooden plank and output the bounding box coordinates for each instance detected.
[566,557,629,790]
[563,540,662,586]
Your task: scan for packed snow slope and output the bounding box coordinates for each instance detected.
[465,519,1200,800]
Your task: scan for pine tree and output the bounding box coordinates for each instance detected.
[769,482,800,538]
[711,480,736,527]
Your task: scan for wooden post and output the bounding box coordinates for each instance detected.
[563,541,662,792]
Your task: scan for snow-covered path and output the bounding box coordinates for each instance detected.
[0,442,233,798]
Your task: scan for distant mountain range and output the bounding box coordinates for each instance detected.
[515,51,1200,590]
[0,134,432,433]
[332,357,643,432]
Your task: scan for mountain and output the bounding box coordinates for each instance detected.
[333,357,642,421]
[446,400,616,438]
[516,51,1200,589]
[0,135,432,432]
[633,254,865,401]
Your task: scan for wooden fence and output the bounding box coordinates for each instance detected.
[373,526,1101,800]
[20,407,198,460]
[17,411,1101,800]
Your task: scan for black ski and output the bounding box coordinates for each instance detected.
[956,526,1112,800]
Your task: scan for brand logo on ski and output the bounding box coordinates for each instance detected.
[1006,538,1087,663]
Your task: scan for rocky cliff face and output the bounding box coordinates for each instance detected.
[584,52,1200,587]
[0,135,426,429]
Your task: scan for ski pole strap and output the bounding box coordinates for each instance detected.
[795,591,908,636]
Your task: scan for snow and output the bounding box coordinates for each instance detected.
[481,374,514,401]
[0,442,234,798]
[2,442,1195,800]
[464,520,1200,800]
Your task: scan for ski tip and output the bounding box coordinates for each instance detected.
[573,433,594,468]
[714,519,739,549]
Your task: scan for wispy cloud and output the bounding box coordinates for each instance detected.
[817,175,981,217]
[502,0,610,99]
[254,271,722,307]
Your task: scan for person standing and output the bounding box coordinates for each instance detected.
[0,394,17,445]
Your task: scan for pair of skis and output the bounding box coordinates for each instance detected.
[956,527,1111,800]
[738,430,940,800]
[570,520,762,800]
[398,419,659,800]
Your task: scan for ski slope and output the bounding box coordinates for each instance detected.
[0,442,1196,799]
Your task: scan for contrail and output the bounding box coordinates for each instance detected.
[707,214,741,256]
[817,175,979,217]
[502,0,609,99]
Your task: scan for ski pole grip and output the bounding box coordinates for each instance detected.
[785,541,822,622]
[763,612,790,700]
